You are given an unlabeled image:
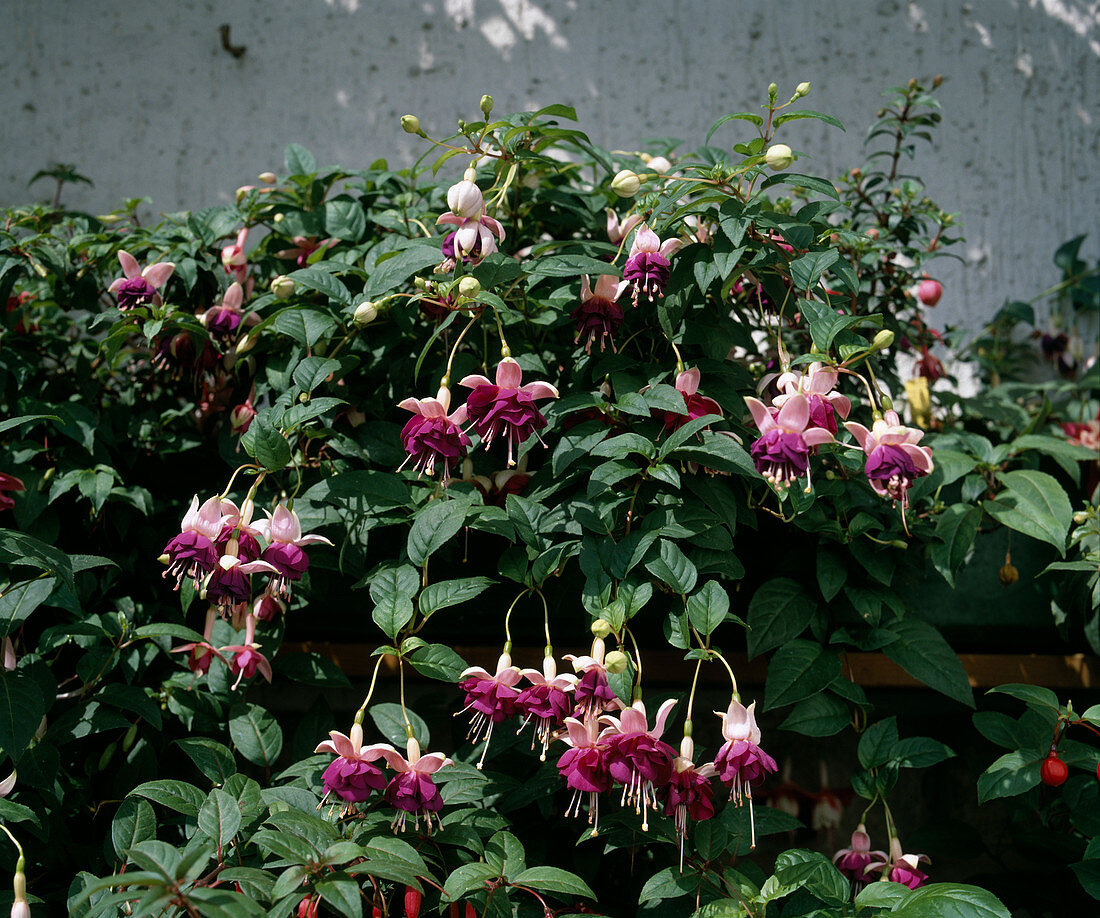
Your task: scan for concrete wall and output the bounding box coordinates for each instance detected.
[3,0,1098,329]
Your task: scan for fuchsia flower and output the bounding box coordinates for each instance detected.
[379,738,453,833]
[565,642,624,719]
[171,607,226,677]
[773,362,851,436]
[315,725,395,808]
[517,655,577,761]
[221,228,249,283]
[458,652,522,768]
[622,224,681,306]
[572,274,625,354]
[253,503,333,596]
[397,386,470,481]
[844,410,933,513]
[714,698,777,848]
[436,180,505,263]
[661,737,718,868]
[599,698,677,831]
[275,235,335,267]
[109,250,175,311]
[221,613,272,689]
[163,496,224,588]
[745,393,835,489]
[606,210,642,245]
[253,590,286,623]
[205,552,279,611]
[868,837,930,889]
[202,282,246,341]
[662,367,723,432]
[459,358,559,467]
[557,717,612,834]
[216,499,264,563]
[0,473,25,513]
[833,824,888,888]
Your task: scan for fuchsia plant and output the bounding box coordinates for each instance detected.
[109,250,175,311]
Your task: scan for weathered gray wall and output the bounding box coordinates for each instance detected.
[3,0,1098,329]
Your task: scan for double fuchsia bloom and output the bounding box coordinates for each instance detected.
[662,367,723,432]
[714,698,778,848]
[205,505,279,613]
[221,227,249,283]
[163,495,225,589]
[844,410,933,514]
[458,652,522,769]
[622,223,681,306]
[315,724,396,808]
[572,274,626,354]
[662,736,718,869]
[832,824,887,889]
[216,499,264,563]
[745,393,835,489]
[557,716,613,834]
[379,737,453,833]
[868,837,930,890]
[773,362,851,436]
[459,358,559,467]
[436,179,505,262]
[599,698,678,831]
[109,250,175,311]
[565,637,623,720]
[202,282,246,341]
[397,386,470,481]
[254,503,333,596]
[517,656,577,761]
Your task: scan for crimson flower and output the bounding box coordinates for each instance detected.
[398,386,470,482]
[832,824,887,889]
[661,367,723,432]
[460,357,558,466]
[599,698,678,830]
[516,655,576,761]
[557,717,612,835]
[572,274,626,354]
[379,738,453,833]
[661,737,717,868]
[458,652,522,768]
[0,473,25,513]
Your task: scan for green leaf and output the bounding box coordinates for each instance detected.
[883,617,974,707]
[112,798,156,859]
[0,671,44,761]
[364,242,442,297]
[789,250,840,291]
[511,866,596,900]
[763,640,840,711]
[130,780,206,817]
[988,683,1061,711]
[977,750,1040,803]
[781,694,849,737]
[324,197,367,242]
[407,499,468,566]
[0,530,75,592]
[198,789,242,848]
[272,652,351,688]
[272,307,338,346]
[760,172,840,200]
[816,548,847,602]
[638,866,695,903]
[370,565,419,640]
[892,736,955,768]
[316,872,363,918]
[889,883,1011,918]
[292,356,342,394]
[1070,860,1100,900]
[228,703,283,767]
[243,415,292,471]
[290,266,352,305]
[858,718,899,769]
[176,738,236,784]
[369,702,429,748]
[746,578,816,657]
[0,413,60,434]
[285,143,317,175]
[854,881,911,908]
[442,862,498,902]
[410,643,468,682]
[525,254,618,280]
[685,581,731,637]
[931,504,982,587]
[645,540,698,595]
[773,849,849,903]
[985,469,1073,557]
[0,577,55,637]
[420,577,495,617]
[772,109,845,131]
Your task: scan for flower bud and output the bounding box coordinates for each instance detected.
[872,329,895,350]
[230,402,256,433]
[258,171,277,184]
[680,735,694,760]
[235,334,256,356]
[353,301,379,327]
[590,618,612,640]
[457,276,481,299]
[604,650,629,674]
[932,74,944,88]
[917,279,942,306]
[479,94,494,117]
[1073,511,1089,524]
[764,144,794,171]
[767,82,778,100]
[270,275,295,299]
[999,562,1019,586]
[611,169,642,197]
[401,114,421,134]
[273,212,284,223]
[349,721,364,750]
[795,81,811,97]
[234,186,251,203]
[447,179,484,218]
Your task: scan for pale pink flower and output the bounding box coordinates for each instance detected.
[459,357,559,467]
[773,362,851,435]
[397,386,470,481]
[109,250,175,311]
[845,410,933,513]
[253,504,333,596]
[221,228,249,283]
[606,210,643,245]
[275,235,336,266]
[436,181,505,262]
[745,393,835,489]
[379,737,454,833]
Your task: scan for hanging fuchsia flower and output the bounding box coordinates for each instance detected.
[275,235,336,266]
[221,228,249,283]
[557,717,612,834]
[171,607,225,677]
[661,737,718,868]
[397,386,470,481]
[833,824,887,888]
[205,553,278,610]
[565,640,623,720]
[316,725,396,807]
[868,838,930,889]
[623,224,681,306]
[844,410,933,513]
[216,499,264,563]
[599,698,678,830]
[380,738,453,832]
[459,357,559,467]
[252,590,286,622]
[773,362,851,435]
[572,274,625,354]
[662,367,723,432]
[745,393,835,489]
[607,210,643,245]
[162,495,224,589]
[253,503,333,596]
[202,282,245,341]
[714,698,777,849]
[458,652,522,768]
[0,473,25,513]
[109,250,175,311]
[220,614,273,689]
[517,655,577,761]
[436,180,505,263]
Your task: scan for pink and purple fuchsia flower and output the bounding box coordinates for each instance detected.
[714,698,777,848]
[253,503,333,597]
[661,736,718,868]
[662,367,724,432]
[397,386,471,482]
[436,179,505,264]
[459,358,559,467]
[744,393,836,490]
[162,495,225,589]
[623,224,681,306]
[844,410,933,516]
[315,725,395,810]
[572,274,626,354]
[832,824,887,889]
[599,698,678,831]
[458,652,522,768]
[773,362,851,436]
[379,738,453,833]
[557,716,612,835]
[516,655,577,761]
[202,282,246,341]
[109,250,175,311]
